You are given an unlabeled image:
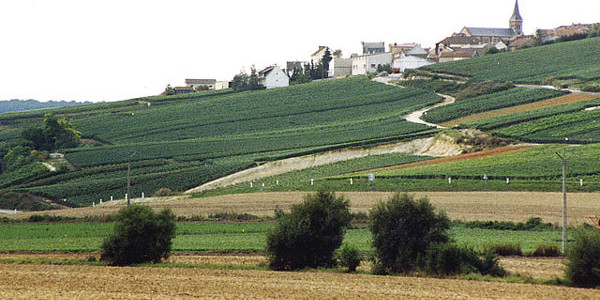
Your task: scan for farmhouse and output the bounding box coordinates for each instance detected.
[214,81,231,90]
[185,79,216,90]
[258,65,289,89]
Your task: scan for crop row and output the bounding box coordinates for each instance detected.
[422,88,566,123]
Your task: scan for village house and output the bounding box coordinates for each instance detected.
[457,0,523,43]
[258,65,289,89]
[310,46,329,66]
[361,42,385,54]
[328,57,352,78]
[351,52,392,75]
[185,79,216,90]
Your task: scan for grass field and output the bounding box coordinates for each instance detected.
[1,77,442,206]
[0,221,562,254]
[422,37,600,84]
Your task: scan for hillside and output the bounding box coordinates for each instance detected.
[0,77,441,206]
[0,99,88,115]
[422,37,600,88]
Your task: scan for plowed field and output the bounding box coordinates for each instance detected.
[1,262,598,299]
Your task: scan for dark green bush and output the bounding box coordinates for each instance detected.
[100,205,176,266]
[483,243,522,256]
[530,243,561,257]
[153,188,172,197]
[369,193,449,274]
[425,243,479,275]
[336,244,362,272]
[565,227,600,287]
[266,190,351,271]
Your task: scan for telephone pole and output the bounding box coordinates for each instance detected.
[555,151,568,254]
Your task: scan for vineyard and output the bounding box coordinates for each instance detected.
[422,37,600,84]
[421,88,566,123]
[0,77,441,206]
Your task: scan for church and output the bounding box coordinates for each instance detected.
[457,0,524,43]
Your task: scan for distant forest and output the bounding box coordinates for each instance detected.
[0,99,89,115]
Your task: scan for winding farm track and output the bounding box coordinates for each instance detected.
[404,93,455,128]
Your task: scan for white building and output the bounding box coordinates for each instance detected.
[215,81,230,90]
[351,52,392,75]
[185,79,216,90]
[310,46,329,65]
[392,56,433,73]
[328,58,352,78]
[258,65,289,89]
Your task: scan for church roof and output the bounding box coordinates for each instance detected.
[510,0,522,21]
[464,27,516,37]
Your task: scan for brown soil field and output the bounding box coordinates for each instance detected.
[1,262,598,299]
[442,93,599,127]
[9,191,600,224]
[359,145,531,173]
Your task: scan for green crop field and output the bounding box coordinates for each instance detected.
[422,37,600,84]
[0,222,560,254]
[0,77,442,206]
[422,88,566,123]
[369,144,600,181]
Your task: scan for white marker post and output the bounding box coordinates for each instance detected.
[506,177,510,184]
[310,179,314,186]
[93,202,95,207]
[350,178,353,185]
[262,183,265,187]
[580,179,583,186]
[250,182,253,188]
[110,196,113,202]
[276,180,279,186]
[142,192,144,199]
[448,177,451,184]
[100,199,103,204]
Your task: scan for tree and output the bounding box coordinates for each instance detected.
[164,84,175,95]
[1,145,33,172]
[101,205,176,266]
[333,49,342,58]
[565,227,600,287]
[21,113,80,151]
[589,24,600,38]
[369,193,450,274]
[266,190,351,271]
[248,65,264,90]
[231,70,250,92]
[320,48,333,79]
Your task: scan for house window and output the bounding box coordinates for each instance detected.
[370,64,376,68]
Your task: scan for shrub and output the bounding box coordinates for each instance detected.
[266,190,351,271]
[565,227,600,287]
[336,244,362,272]
[530,243,561,257]
[479,252,507,277]
[369,193,449,274]
[425,243,480,275]
[153,188,172,197]
[100,205,176,266]
[483,243,522,256]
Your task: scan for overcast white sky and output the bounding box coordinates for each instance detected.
[0,0,598,102]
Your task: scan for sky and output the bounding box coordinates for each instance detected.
[1,0,598,102]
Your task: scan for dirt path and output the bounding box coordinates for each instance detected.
[404,93,456,128]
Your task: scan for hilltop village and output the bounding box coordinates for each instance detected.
[170,0,599,93]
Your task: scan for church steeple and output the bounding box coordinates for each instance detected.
[509,0,523,35]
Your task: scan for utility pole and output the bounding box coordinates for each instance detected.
[126,152,137,207]
[555,151,568,254]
